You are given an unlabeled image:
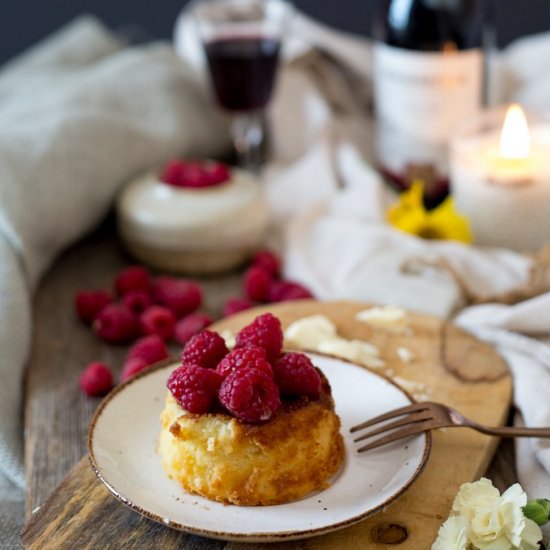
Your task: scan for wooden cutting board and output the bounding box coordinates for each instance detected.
[21,300,512,549]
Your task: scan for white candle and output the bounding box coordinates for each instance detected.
[450,104,550,251]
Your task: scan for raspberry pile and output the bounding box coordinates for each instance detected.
[167,313,322,423]
[222,250,314,317]
[159,160,231,188]
[75,265,213,395]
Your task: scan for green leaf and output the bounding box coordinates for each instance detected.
[523,499,550,526]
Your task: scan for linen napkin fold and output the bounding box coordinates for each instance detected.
[0,15,229,548]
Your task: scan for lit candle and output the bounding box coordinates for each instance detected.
[450,104,550,251]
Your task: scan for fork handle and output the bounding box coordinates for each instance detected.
[471,424,550,438]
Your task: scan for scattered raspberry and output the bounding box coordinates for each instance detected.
[140,305,176,341]
[219,368,281,423]
[174,313,213,345]
[122,290,153,316]
[181,330,229,369]
[216,346,272,378]
[120,357,149,382]
[267,280,313,303]
[243,266,273,302]
[127,335,169,365]
[114,266,151,296]
[252,250,281,277]
[79,362,113,396]
[152,276,202,318]
[235,313,283,363]
[222,297,254,318]
[273,352,321,399]
[75,290,113,324]
[93,304,139,344]
[167,364,223,414]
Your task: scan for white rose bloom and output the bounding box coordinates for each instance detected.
[432,515,470,550]
[443,478,542,550]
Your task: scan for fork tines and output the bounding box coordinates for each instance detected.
[350,403,432,453]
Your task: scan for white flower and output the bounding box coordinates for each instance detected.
[436,478,543,550]
[432,515,470,550]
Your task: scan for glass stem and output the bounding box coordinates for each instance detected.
[231,110,266,173]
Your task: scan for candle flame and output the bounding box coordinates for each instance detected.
[499,104,531,159]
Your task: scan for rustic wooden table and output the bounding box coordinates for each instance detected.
[22,220,518,548]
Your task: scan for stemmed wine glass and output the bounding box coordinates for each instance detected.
[192,0,292,172]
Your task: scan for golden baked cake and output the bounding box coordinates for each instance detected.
[158,313,345,506]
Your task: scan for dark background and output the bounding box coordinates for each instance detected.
[1,0,550,65]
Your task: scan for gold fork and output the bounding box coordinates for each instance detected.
[350,401,550,453]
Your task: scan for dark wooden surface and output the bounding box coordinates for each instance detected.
[22,221,518,548]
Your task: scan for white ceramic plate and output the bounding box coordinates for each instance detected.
[88,353,431,542]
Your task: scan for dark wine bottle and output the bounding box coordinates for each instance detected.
[373,0,492,206]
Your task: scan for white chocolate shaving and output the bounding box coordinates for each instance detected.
[284,314,337,350]
[317,338,385,368]
[283,314,384,368]
[396,346,414,363]
[220,329,236,349]
[355,306,409,332]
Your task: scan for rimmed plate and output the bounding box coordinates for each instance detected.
[88,353,431,542]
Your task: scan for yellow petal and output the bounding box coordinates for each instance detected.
[428,198,472,243]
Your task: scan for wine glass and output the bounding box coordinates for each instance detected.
[192,0,292,172]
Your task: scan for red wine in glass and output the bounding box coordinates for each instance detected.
[204,36,281,112]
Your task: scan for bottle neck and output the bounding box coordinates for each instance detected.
[374,0,492,52]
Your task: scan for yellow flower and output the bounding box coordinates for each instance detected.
[387,180,472,243]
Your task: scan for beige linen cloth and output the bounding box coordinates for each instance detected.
[0,16,229,548]
[176,9,550,521]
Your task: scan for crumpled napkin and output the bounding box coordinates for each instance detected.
[0,15,229,547]
[176,11,550,501]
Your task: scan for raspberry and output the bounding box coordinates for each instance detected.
[127,335,169,365]
[252,250,281,277]
[75,290,113,324]
[216,346,272,378]
[267,280,313,303]
[114,266,151,296]
[160,160,185,186]
[204,162,230,185]
[120,357,149,382]
[243,266,272,302]
[222,297,254,318]
[122,290,153,316]
[93,304,139,344]
[219,368,281,423]
[79,362,113,396]
[152,276,202,318]
[140,305,176,341]
[235,313,283,363]
[167,364,223,413]
[181,330,229,369]
[174,313,213,345]
[273,352,321,399]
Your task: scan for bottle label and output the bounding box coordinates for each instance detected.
[374,44,483,192]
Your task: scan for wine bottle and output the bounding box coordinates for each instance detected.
[373,0,492,206]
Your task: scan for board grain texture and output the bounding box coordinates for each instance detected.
[22,226,515,549]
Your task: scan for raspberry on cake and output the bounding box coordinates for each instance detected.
[158,314,344,506]
[234,312,283,363]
